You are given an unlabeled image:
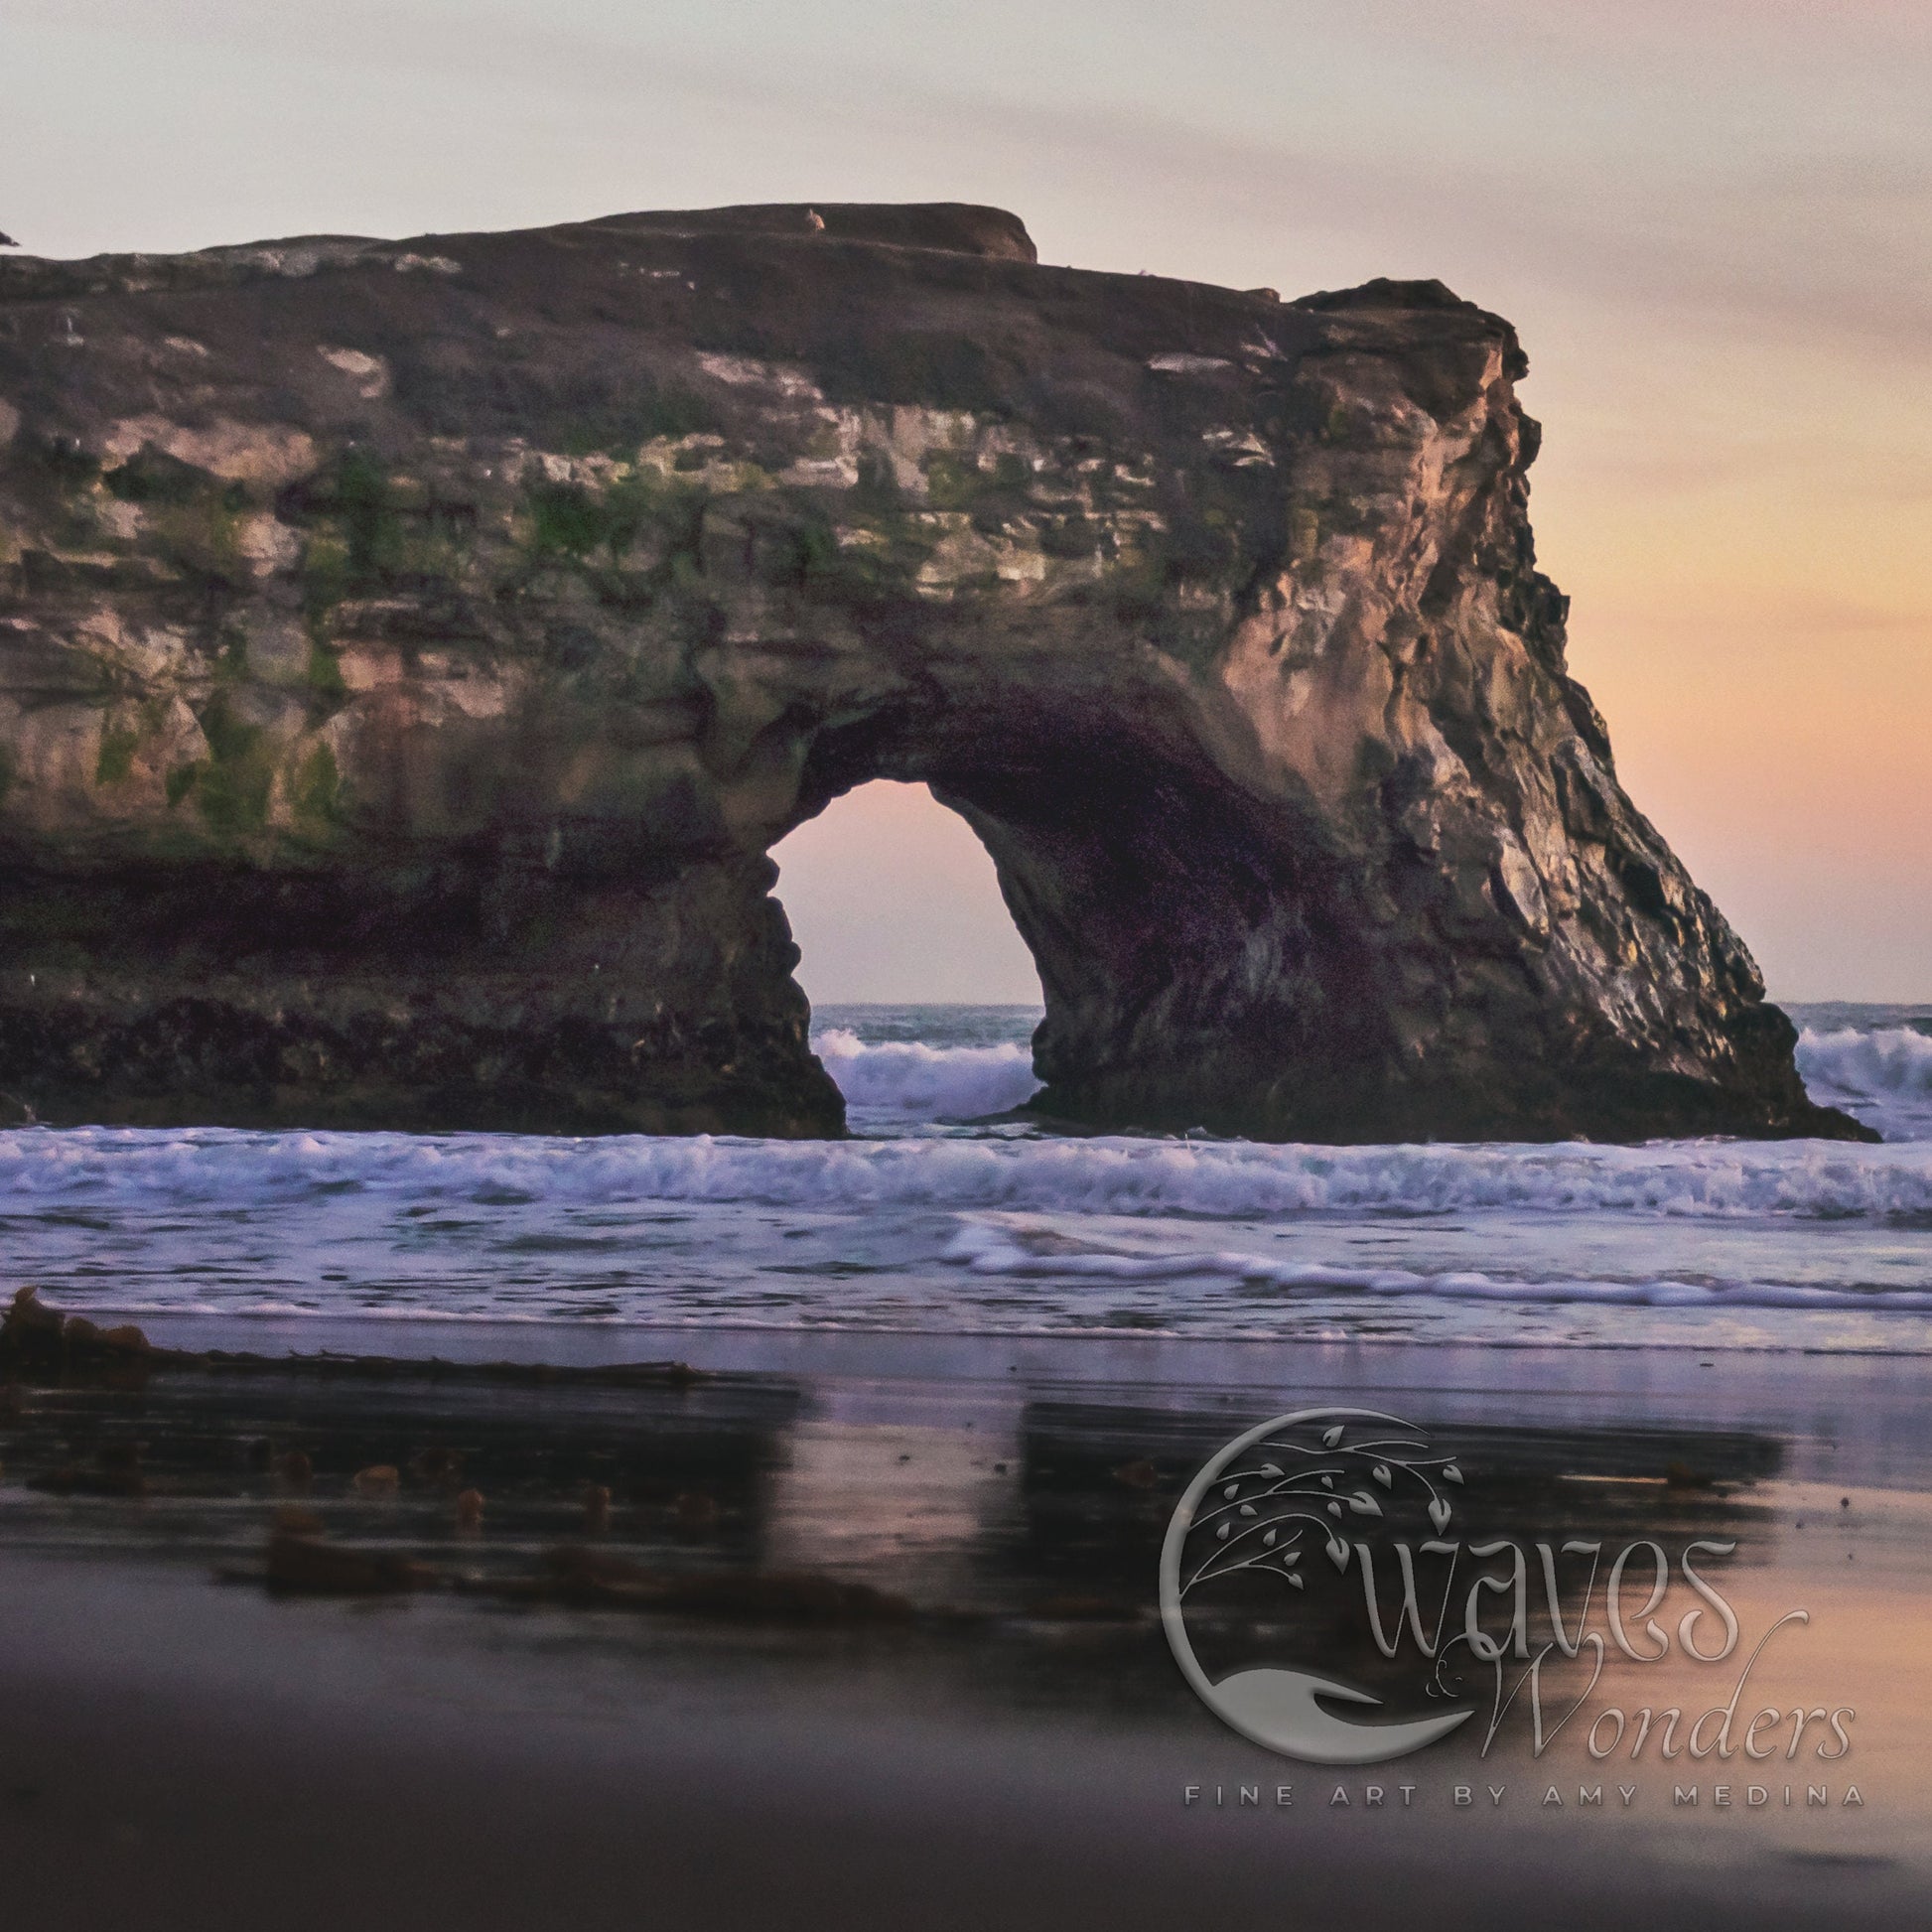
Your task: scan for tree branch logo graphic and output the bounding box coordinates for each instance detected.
[1160,1407,1475,1763]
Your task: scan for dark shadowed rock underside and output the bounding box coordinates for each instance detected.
[0,202,1864,1143]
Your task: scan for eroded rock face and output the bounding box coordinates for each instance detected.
[0,203,1863,1140]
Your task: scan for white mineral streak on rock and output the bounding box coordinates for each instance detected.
[696,352,822,400]
[318,346,390,399]
[104,414,317,485]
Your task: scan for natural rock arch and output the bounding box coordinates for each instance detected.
[0,203,1861,1141]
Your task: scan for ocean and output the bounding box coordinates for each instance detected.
[2,1002,1928,1355]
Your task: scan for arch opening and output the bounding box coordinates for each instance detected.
[770,780,1041,1009]
[771,780,1043,1130]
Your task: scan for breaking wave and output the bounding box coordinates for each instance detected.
[4,1124,1930,1222]
[1797,1026,1932,1142]
[812,1027,1041,1121]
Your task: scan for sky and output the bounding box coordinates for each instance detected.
[5,1,1927,1003]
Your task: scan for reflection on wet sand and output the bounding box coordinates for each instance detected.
[0,1329,1928,1926]
[763,1402,1024,1609]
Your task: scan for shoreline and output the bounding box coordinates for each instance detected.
[69,1301,1932,1387]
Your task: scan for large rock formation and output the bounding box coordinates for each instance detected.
[0,203,1863,1142]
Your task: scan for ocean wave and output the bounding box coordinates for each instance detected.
[1798,1026,1932,1140]
[4,1124,1932,1222]
[946,1216,1932,1312]
[815,1018,1932,1142]
[812,1027,1040,1120]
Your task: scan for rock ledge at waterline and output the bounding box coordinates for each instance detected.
[0,203,1864,1143]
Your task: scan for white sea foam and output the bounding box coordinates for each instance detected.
[1797,1026,1932,1141]
[4,1124,1930,1221]
[812,1028,1041,1120]
[943,1216,1932,1312]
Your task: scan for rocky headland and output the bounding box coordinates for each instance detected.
[0,202,1864,1141]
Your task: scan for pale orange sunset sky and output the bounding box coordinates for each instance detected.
[8,0,1927,1002]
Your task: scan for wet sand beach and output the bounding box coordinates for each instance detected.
[0,1321,1924,1929]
